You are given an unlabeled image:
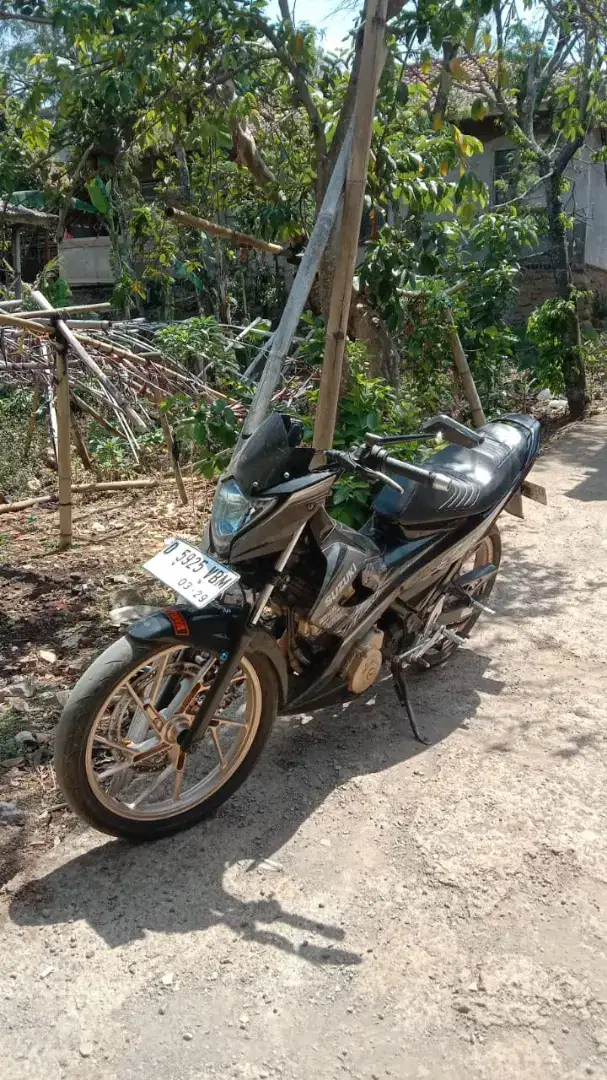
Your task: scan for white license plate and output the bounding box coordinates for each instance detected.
[143,538,240,609]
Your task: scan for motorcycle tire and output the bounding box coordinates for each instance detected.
[54,636,278,842]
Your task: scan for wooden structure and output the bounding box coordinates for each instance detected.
[0,297,252,542]
[0,200,58,300]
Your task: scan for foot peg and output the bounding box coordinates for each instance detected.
[391,659,430,745]
[441,627,467,647]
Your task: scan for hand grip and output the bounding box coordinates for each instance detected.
[380,452,454,493]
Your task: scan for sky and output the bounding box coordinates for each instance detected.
[266,0,356,52]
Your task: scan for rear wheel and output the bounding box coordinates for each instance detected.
[54,638,278,841]
[415,524,501,669]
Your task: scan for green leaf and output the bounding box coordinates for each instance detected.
[86,177,111,218]
[464,24,477,52]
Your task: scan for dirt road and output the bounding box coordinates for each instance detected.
[1,415,607,1080]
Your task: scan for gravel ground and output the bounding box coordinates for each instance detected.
[1,415,606,1080]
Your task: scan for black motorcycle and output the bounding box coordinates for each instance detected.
[55,409,543,840]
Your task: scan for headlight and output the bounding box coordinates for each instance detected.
[211,479,275,545]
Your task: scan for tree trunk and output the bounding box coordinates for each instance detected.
[175,145,192,204]
[348,295,400,384]
[546,173,588,419]
[432,40,456,128]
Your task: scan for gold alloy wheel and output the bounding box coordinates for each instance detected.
[84,646,262,820]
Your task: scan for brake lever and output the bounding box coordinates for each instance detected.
[362,467,405,495]
[325,449,405,495]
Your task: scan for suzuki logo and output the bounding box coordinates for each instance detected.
[324,563,358,607]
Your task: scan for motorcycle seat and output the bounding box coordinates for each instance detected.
[372,414,541,526]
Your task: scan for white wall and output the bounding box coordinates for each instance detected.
[468,132,607,270]
[58,236,114,285]
[584,132,607,271]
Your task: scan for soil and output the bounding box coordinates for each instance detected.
[1,415,607,1080]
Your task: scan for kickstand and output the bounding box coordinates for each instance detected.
[391,659,430,745]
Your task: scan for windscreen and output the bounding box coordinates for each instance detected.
[232,413,296,496]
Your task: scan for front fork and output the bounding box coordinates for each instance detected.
[176,627,253,751]
[177,521,307,751]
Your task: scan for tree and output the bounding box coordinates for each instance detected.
[1,0,492,377]
[433,0,607,417]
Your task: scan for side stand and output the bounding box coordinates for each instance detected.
[391,659,430,745]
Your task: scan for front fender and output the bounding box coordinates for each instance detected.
[127,604,288,705]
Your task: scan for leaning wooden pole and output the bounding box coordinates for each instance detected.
[11,226,22,300]
[51,322,73,549]
[153,387,188,505]
[22,386,40,460]
[313,0,388,452]
[235,121,355,448]
[70,404,94,471]
[445,309,486,427]
[165,207,284,255]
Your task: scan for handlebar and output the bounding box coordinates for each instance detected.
[325,446,454,496]
[369,447,453,493]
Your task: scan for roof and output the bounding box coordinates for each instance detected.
[405,55,561,122]
[9,189,97,215]
[405,56,507,119]
[0,200,58,228]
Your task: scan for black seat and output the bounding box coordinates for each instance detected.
[373,414,541,526]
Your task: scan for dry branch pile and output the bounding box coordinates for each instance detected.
[0,298,245,443]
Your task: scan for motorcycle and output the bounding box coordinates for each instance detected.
[54,409,544,840]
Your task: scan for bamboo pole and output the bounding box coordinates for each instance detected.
[63,319,116,330]
[14,303,113,319]
[236,121,355,445]
[75,333,228,402]
[51,326,73,549]
[74,333,160,367]
[11,226,22,300]
[153,387,188,505]
[22,387,40,460]
[0,311,51,335]
[0,494,57,513]
[166,207,284,255]
[444,309,486,428]
[70,404,94,471]
[71,479,157,493]
[313,0,388,452]
[43,357,58,462]
[28,290,148,433]
[0,479,159,514]
[71,391,123,437]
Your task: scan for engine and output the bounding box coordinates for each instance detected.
[342,629,385,694]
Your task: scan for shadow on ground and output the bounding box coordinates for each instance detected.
[548,419,607,503]
[495,554,572,621]
[9,647,500,966]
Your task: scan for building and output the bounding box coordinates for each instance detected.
[461,116,607,319]
[404,59,607,320]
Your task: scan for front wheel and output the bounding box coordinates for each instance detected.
[54,637,278,841]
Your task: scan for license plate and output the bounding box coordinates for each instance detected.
[143,538,240,609]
